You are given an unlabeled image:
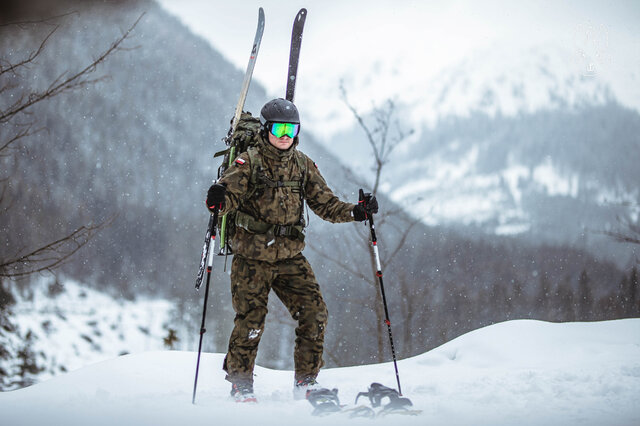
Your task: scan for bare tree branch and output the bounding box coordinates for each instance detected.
[602,225,640,245]
[597,210,640,249]
[0,13,144,280]
[0,124,44,157]
[339,81,413,195]
[0,13,143,124]
[0,26,58,77]
[381,217,421,270]
[0,215,115,278]
[0,11,77,28]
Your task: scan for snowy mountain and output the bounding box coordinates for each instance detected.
[406,43,615,123]
[1,319,638,425]
[334,43,639,265]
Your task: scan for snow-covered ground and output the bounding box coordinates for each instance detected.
[1,319,638,425]
[1,279,176,388]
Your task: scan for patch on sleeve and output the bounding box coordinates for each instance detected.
[235,158,246,166]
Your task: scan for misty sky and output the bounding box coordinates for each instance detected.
[158,0,639,139]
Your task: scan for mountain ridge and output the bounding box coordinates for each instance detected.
[326,42,640,266]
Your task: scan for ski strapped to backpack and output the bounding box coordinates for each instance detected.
[215,112,260,255]
[196,8,264,286]
[286,8,307,102]
[216,8,308,256]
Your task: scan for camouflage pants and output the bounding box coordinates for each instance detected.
[223,253,328,385]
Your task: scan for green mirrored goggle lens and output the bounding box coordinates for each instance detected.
[270,122,300,138]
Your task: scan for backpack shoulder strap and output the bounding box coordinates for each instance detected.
[294,151,309,229]
[241,146,265,203]
[246,146,263,185]
[295,151,309,195]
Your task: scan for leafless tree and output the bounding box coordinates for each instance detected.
[316,82,420,363]
[0,12,142,279]
[339,81,414,195]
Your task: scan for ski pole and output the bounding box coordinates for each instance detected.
[359,188,403,396]
[192,207,219,405]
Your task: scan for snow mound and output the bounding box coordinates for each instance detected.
[1,319,638,426]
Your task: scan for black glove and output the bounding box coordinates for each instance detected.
[353,192,378,221]
[206,183,226,211]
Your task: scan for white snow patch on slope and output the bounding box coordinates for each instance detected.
[4,278,175,386]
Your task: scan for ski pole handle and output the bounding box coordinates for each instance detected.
[206,208,219,266]
[360,189,382,273]
[195,208,218,289]
[358,188,367,219]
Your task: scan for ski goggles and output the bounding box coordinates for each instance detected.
[269,122,300,139]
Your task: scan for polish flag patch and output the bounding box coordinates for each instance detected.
[235,158,246,165]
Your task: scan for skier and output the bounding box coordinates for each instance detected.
[205,98,378,402]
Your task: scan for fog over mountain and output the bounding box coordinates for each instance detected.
[332,42,640,267]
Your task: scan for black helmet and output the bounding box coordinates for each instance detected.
[260,98,300,125]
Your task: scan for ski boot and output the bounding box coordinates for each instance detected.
[293,376,321,400]
[230,381,257,403]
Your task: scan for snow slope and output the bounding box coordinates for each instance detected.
[1,279,176,389]
[1,319,638,425]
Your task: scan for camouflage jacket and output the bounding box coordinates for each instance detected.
[218,136,355,261]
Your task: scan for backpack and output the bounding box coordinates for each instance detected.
[214,112,308,253]
[214,111,263,175]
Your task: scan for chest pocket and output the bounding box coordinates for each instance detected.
[246,148,306,202]
[235,148,309,242]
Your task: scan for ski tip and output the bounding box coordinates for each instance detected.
[296,8,307,21]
